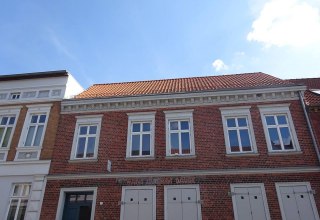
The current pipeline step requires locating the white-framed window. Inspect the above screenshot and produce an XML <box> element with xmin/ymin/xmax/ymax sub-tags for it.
<box><xmin>56</xmin><ymin>187</ymin><xmax>97</xmax><ymax>220</ymax></box>
<box><xmin>126</xmin><ymin>112</ymin><xmax>155</xmax><ymax>158</ymax></box>
<box><xmin>275</xmin><ymin>182</ymin><xmax>320</xmax><ymax>220</ymax></box>
<box><xmin>10</xmin><ymin>93</ymin><xmax>21</xmax><ymax>100</ymax></box>
<box><xmin>259</xmin><ymin>104</ymin><xmax>300</xmax><ymax>152</ymax></box>
<box><xmin>6</xmin><ymin>183</ymin><xmax>31</xmax><ymax>220</ymax></box>
<box><xmin>16</xmin><ymin>104</ymin><xmax>51</xmax><ymax>160</ymax></box>
<box><xmin>164</xmin><ymin>110</ymin><xmax>195</xmax><ymax>156</ymax></box>
<box><xmin>230</xmin><ymin>183</ymin><xmax>271</xmax><ymax>220</ymax></box>
<box><xmin>70</xmin><ymin>115</ymin><xmax>102</xmax><ymax>160</ymax></box>
<box><xmin>0</xmin><ymin>107</ymin><xmax>21</xmax><ymax>161</ymax></box>
<box><xmin>18</xmin><ymin>105</ymin><xmax>51</xmax><ymax>148</ymax></box>
<box><xmin>220</xmin><ymin>107</ymin><xmax>257</xmax><ymax>154</ymax></box>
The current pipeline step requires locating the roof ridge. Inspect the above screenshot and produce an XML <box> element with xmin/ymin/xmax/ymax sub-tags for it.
<box><xmin>91</xmin><ymin>72</ymin><xmax>267</xmax><ymax>86</ymax></box>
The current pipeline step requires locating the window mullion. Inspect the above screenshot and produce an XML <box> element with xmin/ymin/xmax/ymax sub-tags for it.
<box><xmin>14</xmin><ymin>198</ymin><xmax>22</xmax><ymax>220</ymax></box>
<box><xmin>178</xmin><ymin>129</ymin><xmax>182</xmax><ymax>154</ymax></box>
<box><xmin>237</xmin><ymin>128</ymin><xmax>242</xmax><ymax>152</ymax></box>
<box><xmin>277</xmin><ymin>126</ymin><xmax>285</xmax><ymax>150</ymax></box>
<box><xmin>31</xmin><ymin>124</ymin><xmax>38</xmax><ymax>147</ymax></box>
<box><xmin>84</xmin><ymin>135</ymin><xmax>89</xmax><ymax>158</ymax></box>
<box><xmin>139</xmin><ymin>130</ymin><xmax>143</xmax><ymax>156</ymax></box>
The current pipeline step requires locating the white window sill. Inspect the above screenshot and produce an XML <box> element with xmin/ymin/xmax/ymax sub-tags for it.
<box><xmin>226</xmin><ymin>153</ymin><xmax>259</xmax><ymax>157</ymax></box>
<box><xmin>268</xmin><ymin>151</ymin><xmax>302</xmax><ymax>156</ymax></box>
<box><xmin>68</xmin><ymin>159</ymin><xmax>98</xmax><ymax>163</ymax></box>
<box><xmin>165</xmin><ymin>155</ymin><xmax>196</xmax><ymax>159</ymax></box>
<box><xmin>0</xmin><ymin>148</ymin><xmax>9</xmax><ymax>151</ymax></box>
<box><xmin>125</xmin><ymin>156</ymin><xmax>155</xmax><ymax>161</ymax></box>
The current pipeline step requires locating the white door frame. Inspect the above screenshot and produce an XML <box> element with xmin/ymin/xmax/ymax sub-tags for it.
<box><xmin>120</xmin><ymin>185</ymin><xmax>156</xmax><ymax>220</ymax></box>
<box><xmin>275</xmin><ymin>182</ymin><xmax>320</xmax><ymax>220</ymax></box>
<box><xmin>164</xmin><ymin>184</ymin><xmax>202</xmax><ymax>220</ymax></box>
<box><xmin>230</xmin><ymin>183</ymin><xmax>271</xmax><ymax>220</ymax></box>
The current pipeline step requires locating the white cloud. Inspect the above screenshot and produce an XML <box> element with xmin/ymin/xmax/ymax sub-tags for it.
<box><xmin>247</xmin><ymin>0</ymin><xmax>320</xmax><ymax>47</ymax></box>
<box><xmin>212</xmin><ymin>59</ymin><xmax>229</xmax><ymax>72</ymax></box>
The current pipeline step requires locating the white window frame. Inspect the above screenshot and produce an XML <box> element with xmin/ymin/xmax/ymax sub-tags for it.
<box><xmin>0</xmin><ymin>107</ymin><xmax>21</xmax><ymax>161</ymax></box>
<box><xmin>120</xmin><ymin>185</ymin><xmax>156</xmax><ymax>220</ymax></box>
<box><xmin>55</xmin><ymin>187</ymin><xmax>97</xmax><ymax>220</ymax></box>
<box><xmin>259</xmin><ymin>104</ymin><xmax>300</xmax><ymax>152</ymax></box>
<box><xmin>16</xmin><ymin>104</ymin><xmax>51</xmax><ymax>160</ymax></box>
<box><xmin>220</xmin><ymin>106</ymin><xmax>257</xmax><ymax>154</ymax></box>
<box><xmin>275</xmin><ymin>182</ymin><xmax>320</xmax><ymax>220</ymax></box>
<box><xmin>10</xmin><ymin>92</ymin><xmax>21</xmax><ymax>100</ymax></box>
<box><xmin>164</xmin><ymin>184</ymin><xmax>202</xmax><ymax>220</ymax></box>
<box><xmin>164</xmin><ymin>109</ymin><xmax>195</xmax><ymax>157</ymax></box>
<box><xmin>230</xmin><ymin>183</ymin><xmax>271</xmax><ymax>220</ymax></box>
<box><xmin>70</xmin><ymin>115</ymin><xmax>102</xmax><ymax>160</ymax></box>
<box><xmin>126</xmin><ymin>112</ymin><xmax>155</xmax><ymax>158</ymax></box>
<box><xmin>5</xmin><ymin>183</ymin><xmax>32</xmax><ymax>220</ymax></box>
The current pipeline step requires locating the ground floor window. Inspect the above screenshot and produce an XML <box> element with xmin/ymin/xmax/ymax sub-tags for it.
<box><xmin>56</xmin><ymin>188</ymin><xmax>97</xmax><ymax>220</ymax></box>
<box><xmin>276</xmin><ymin>182</ymin><xmax>319</xmax><ymax>220</ymax></box>
<box><xmin>6</xmin><ymin>183</ymin><xmax>31</xmax><ymax>220</ymax></box>
<box><xmin>164</xmin><ymin>185</ymin><xmax>202</xmax><ymax>220</ymax></box>
<box><xmin>230</xmin><ymin>183</ymin><xmax>270</xmax><ymax>220</ymax></box>
<box><xmin>120</xmin><ymin>186</ymin><xmax>156</xmax><ymax>220</ymax></box>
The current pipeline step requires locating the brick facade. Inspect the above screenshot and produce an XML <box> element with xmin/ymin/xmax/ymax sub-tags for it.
<box><xmin>42</xmin><ymin>97</ymin><xmax>320</xmax><ymax>219</ymax></box>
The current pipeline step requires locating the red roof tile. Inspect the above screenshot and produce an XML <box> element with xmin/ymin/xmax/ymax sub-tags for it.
<box><xmin>75</xmin><ymin>72</ymin><xmax>295</xmax><ymax>99</ymax></box>
<box><xmin>304</xmin><ymin>90</ymin><xmax>320</xmax><ymax>106</ymax></box>
<box><xmin>288</xmin><ymin>78</ymin><xmax>320</xmax><ymax>89</ymax></box>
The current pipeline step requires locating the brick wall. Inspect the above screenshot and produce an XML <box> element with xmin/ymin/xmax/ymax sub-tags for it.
<box><xmin>309</xmin><ymin>110</ymin><xmax>320</xmax><ymax>150</ymax></box>
<box><xmin>49</xmin><ymin>100</ymin><xmax>319</xmax><ymax>175</ymax></box>
<box><xmin>41</xmin><ymin>172</ymin><xmax>320</xmax><ymax>220</ymax></box>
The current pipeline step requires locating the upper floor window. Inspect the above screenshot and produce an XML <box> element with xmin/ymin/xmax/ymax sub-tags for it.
<box><xmin>0</xmin><ymin>115</ymin><xmax>16</xmax><ymax>148</ymax></box>
<box><xmin>165</xmin><ymin>110</ymin><xmax>195</xmax><ymax>156</ymax></box>
<box><xmin>220</xmin><ymin>107</ymin><xmax>257</xmax><ymax>154</ymax></box>
<box><xmin>18</xmin><ymin>104</ymin><xmax>51</xmax><ymax>149</ymax></box>
<box><xmin>71</xmin><ymin>115</ymin><xmax>102</xmax><ymax>160</ymax></box>
<box><xmin>126</xmin><ymin>112</ymin><xmax>155</xmax><ymax>158</ymax></box>
<box><xmin>10</xmin><ymin>93</ymin><xmax>21</xmax><ymax>100</ymax></box>
<box><xmin>259</xmin><ymin>104</ymin><xmax>300</xmax><ymax>152</ymax></box>
<box><xmin>6</xmin><ymin>183</ymin><xmax>31</xmax><ymax>220</ymax></box>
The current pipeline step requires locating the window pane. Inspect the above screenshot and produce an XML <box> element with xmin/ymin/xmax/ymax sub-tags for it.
<box><xmin>131</xmin><ymin>135</ymin><xmax>140</xmax><ymax>156</ymax></box>
<box><xmin>16</xmin><ymin>199</ymin><xmax>28</xmax><ymax>220</ymax></box>
<box><xmin>86</xmin><ymin>194</ymin><xmax>93</xmax><ymax>201</ymax></box>
<box><xmin>22</xmin><ymin>185</ymin><xmax>30</xmax><ymax>196</ymax></box>
<box><xmin>86</xmin><ymin>137</ymin><xmax>96</xmax><ymax>157</ymax></box>
<box><xmin>9</xmin><ymin>117</ymin><xmax>15</xmax><ymax>125</ymax></box>
<box><xmin>228</xmin><ymin>130</ymin><xmax>239</xmax><ymax>152</ymax></box>
<box><xmin>76</xmin><ymin>137</ymin><xmax>86</xmax><ymax>158</ymax></box>
<box><xmin>142</xmin><ymin>134</ymin><xmax>151</xmax><ymax>155</ymax></box>
<box><xmin>142</xmin><ymin>123</ymin><xmax>150</xmax><ymax>132</ymax></box>
<box><xmin>1</xmin><ymin>117</ymin><xmax>8</xmax><ymax>125</ymax></box>
<box><xmin>180</xmin><ymin>121</ymin><xmax>189</xmax><ymax>130</ymax></box>
<box><xmin>227</xmin><ymin>118</ymin><xmax>236</xmax><ymax>127</ymax></box>
<box><xmin>0</xmin><ymin>128</ymin><xmax>4</xmax><ymax>146</ymax></box>
<box><xmin>280</xmin><ymin>127</ymin><xmax>294</xmax><ymax>149</ymax></box>
<box><xmin>268</xmin><ymin>128</ymin><xmax>281</xmax><ymax>150</ymax></box>
<box><xmin>237</xmin><ymin>118</ymin><xmax>247</xmax><ymax>127</ymax></box>
<box><xmin>89</xmin><ymin>126</ymin><xmax>97</xmax><ymax>134</ymax></box>
<box><xmin>277</xmin><ymin>115</ymin><xmax>287</xmax><ymax>125</ymax></box>
<box><xmin>239</xmin><ymin>129</ymin><xmax>252</xmax><ymax>151</ymax></box>
<box><xmin>170</xmin><ymin>121</ymin><xmax>179</xmax><ymax>130</ymax></box>
<box><xmin>7</xmin><ymin>199</ymin><xmax>18</xmax><ymax>220</ymax></box>
<box><xmin>265</xmin><ymin>116</ymin><xmax>275</xmax><ymax>125</ymax></box>
<box><xmin>25</xmin><ymin>126</ymin><xmax>35</xmax><ymax>146</ymax></box>
<box><xmin>181</xmin><ymin>132</ymin><xmax>191</xmax><ymax>154</ymax></box>
<box><xmin>170</xmin><ymin>133</ymin><xmax>179</xmax><ymax>154</ymax></box>
<box><xmin>79</xmin><ymin>126</ymin><xmax>88</xmax><ymax>135</ymax></box>
<box><xmin>69</xmin><ymin>195</ymin><xmax>77</xmax><ymax>202</ymax></box>
<box><xmin>39</xmin><ymin>115</ymin><xmax>46</xmax><ymax>123</ymax></box>
<box><xmin>77</xmin><ymin>194</ymin><xmax>86</xmax><ymax>201</ymax></box>
<box><xmin>2</xmin><ymin>127</ymin><xmax>12</xmax><ymax>147</ymax></box>
<box><xmin>31</xmin><ymin>115</ymin><xmax>38</xmax><ymax>123</ymax></box>
<box><xmin>13</xmin><ymin>185</ymin><xmax>21</xmax><ymax>196</ymax></box>
<box><xmin>33</xmin><ymin>125</ymin><xmax>44</xmax><ymax>146</ymax></box>
<box><xmin>132</xmin><ymin>123</ymin><xmax>140</xmax><ymax>132</ymax></box>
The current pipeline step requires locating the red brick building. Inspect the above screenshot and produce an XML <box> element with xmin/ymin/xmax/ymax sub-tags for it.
<box><xmin>41</xmin><ymin>72</ymin><xmax>320</xmax><ymax>220</ymax></box>
<box><xmin>0</xmin><ymin>71</ymin><xmax>83</xmax><ymax>220</ymax></box>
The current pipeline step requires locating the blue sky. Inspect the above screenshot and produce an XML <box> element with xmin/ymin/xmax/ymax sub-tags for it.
<box><xmin>1</xmin><ymin>0</ymin><xmax>320</xmax><ymax>88</ymax></box>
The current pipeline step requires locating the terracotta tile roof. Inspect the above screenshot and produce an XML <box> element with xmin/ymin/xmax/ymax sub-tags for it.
<box><xmin>287</xmin><ymin>78</ymin><xmax>320</xmax><ymax>89</ymax></box>
<box><xmin>304</xmin><ymin>90</ymin><xmax>320</xmax><ymax>106</ymax></box>
<box><xmin>75</xmin><ymin>72</ymin><xmax>295</xmax><ymax>99</ymax></box>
